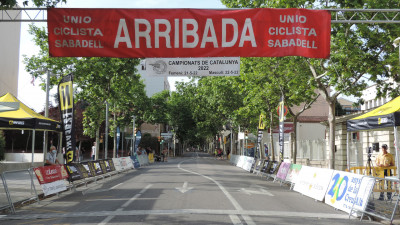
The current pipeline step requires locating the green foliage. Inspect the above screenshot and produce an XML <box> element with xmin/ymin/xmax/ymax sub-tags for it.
<box><xmin>0</xmin><ymin>0</ymin><xmax>66</xmax><ymax>8</ymax></box>
<box><xmin>0</xmin><ymin>131</ymin><xmax>5</xmax><ymax>161</ymax></box>
<box><xmin>167</xmin><ymin>81</ymin><xmax>199</xmax><ymax>145</ymax></box>
<box><xmin>24</xmin><ymin>25</ymin><xmax>149</xmax><ymax>140</ymax></box>
<box><xmin>139</xmin><ymin>133</ymin><xmax>158</xmax><ymax>151</ymax></box>
<box><xmin>144</xmin><ymin>90</ymin><xmax>170</xmax><ymax>125</ymax></box>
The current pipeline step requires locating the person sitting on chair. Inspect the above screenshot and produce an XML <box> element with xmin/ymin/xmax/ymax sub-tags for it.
<box><xmin>376</xmin><ymin>144</ymin><xmax>395</xmax><ymax>200</ymax></box>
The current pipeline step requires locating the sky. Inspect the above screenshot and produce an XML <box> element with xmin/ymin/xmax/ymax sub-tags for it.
<box><xmin>17</xmin><ymin>0</ymin><xmax>226</xmax><ymax>112</ymax></box>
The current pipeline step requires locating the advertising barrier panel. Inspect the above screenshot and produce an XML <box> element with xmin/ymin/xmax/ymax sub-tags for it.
<box><xmin>285</xmin><ymin>164</ymin><xmax>302</xmax><ymax>184</ymax></box>
<box><xmin>112</xmin><ymin>158</ymin><xmax>123</xmax><ymax>171</ymax></box>
<box><xmin>65</xmin><ymin>163</ymin><xmax>84</xmax><ymax>181</ymax></box>
<box><xmin>33</xmin><ymin>165</ymin><xmax>69</xmax><ymax>185</ymax></box>
<box><xmin>293</xmin><ymin>166</ymin><xmax>334</xmax><ymax>201</ymax></box>
<box><xmin>41</xmin><ymin>180</ymin><xmax>67</xmax><ymax>196</ymax></box>
<box><xmin>80</xmin><ymin>161</ymin><xmax>95</xmax><ymax>177</ymax></box>
<box><xmin>108</xmin><ymin>159</ymin><xmax>116</xmax><ymax>171</ymax></box>
<box><xmin>244</xmin><ymin>157</ymin><xmax>255</xmax><ymax>172</ymax></box>
<box><xmin>276</xmin><ymin>162</ymin><xmax>291</xmax><ymax>180</ymax></box>
<box><xmin>93</xmin><ymin>160</ymin><xmax>104</xmax><ymax>175</ymax></box>
<box><xmin>33</xmin><ymin>165</ymin><xmax>69</xmax><ymax>196</ymax></box>
<box><xmin>324</xmin><ymin>171</ymin><xmax>369</xmax><ymax>213</ymax></box>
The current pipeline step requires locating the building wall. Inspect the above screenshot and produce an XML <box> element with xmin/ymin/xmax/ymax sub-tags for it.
<box><xmin>138</xmin><ymin>65</ymin><xmax>170</xmax><ymax>138</ymax></box>
<box><xmin>140</xmin><ymin>71</ymin><xmax>169</xmax><ymax>97</ymax></box>
<box><xmin>360</xmin><ymin>81</ymin><xmax>394</xmax><ymax>110</ymax></box>
<box><xmin>0</xmin><ymin>12</ymin><xmax>21</xmax><ymax>96</ymax></box>
<box><xmin>296</xmin><ymin>122</ymin><xmax>325</xmax><ymax>141</ymax></box>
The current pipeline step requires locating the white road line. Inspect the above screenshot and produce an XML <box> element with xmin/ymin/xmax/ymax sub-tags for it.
<box><xmin>229</xmin><ymin>214</ymin><xmax>243</xmax><ymax>225</ymax></box>
<box><xmin>97</xmin><ymin>184</ymin><xmax>153</xmax><ymax>225</ymax></box>
<box><xmin>98</xmin><ymin>208</ymin><xmax>123</xmax><ymax>225</ymax></box>
<box><xmin>178</xmin><ymin>160</ymin><xmax>255</xmax><ymax>225</ymax></box>
<box><xmin>110</xmin><ymin>183</ymin><xmax>123</xmax><ymax>189</ymax></box>
<box><xmin>1</xmin><ymin>209</ymin><xmax>352</xmax><ymax>220</ymax></box>
<box><xmin>122</xmin><ymin>184</ymin><xmax>153</xmax><ymax>208</ymax></box>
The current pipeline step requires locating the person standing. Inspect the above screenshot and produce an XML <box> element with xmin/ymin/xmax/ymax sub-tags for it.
<box><xmin>376</xmin><ymin>144</ymin><xmax>395</xmax><ymax>200</ymax></box>
<box><xmin>162</xmin><ymin>147</ymin><xmax>168</xmax><ymax>162</ymax></box>
<box><xmin>91</xmin><ymin>142</ymin><xmax>96</xmax><ymax>160</ymax></box>
<box><xmin>45</xmin><ymin>146</ymin><xmax>60</xmax><ymax>166</ymax></box>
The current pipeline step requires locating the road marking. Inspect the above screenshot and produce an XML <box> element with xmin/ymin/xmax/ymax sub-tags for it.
<box><xmin>1</xmin><ymin>209</ymin><xmax>352</xmax><ymax>220</ymax></box>
<box><xmin>110</xmin><ymin>183</ymin><xmax>123</xmax><ymax>189</ymax></box>
<box><xmin>229</xmin><ymin>215</ymin><xmax>243</xmax><ymax>225</ymax></box>
<box><xmin>178</xmin><ymin>160</ymin><xmax>255</xmax><ymax>225</ymax></box>
<box><xmin>175</xmin><ymin>181</ymin><xmax>194</xmax><ymax>193</ymax></box>
<box><xmin>239</xmin><ymin>188</ymin><xmax>274</xmax><ymax>196</ymax></box>
<box><xmin>17</xmin><ymin>218</ymin><xmax>57</xmax><ymax>225</ymax></box>
<box><xmin>98</xmin><ymin>184</ymin><xmax>153</xmax><ymax>225</ymax></box>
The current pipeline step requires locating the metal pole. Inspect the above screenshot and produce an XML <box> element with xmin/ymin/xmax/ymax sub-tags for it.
<box><xmin>173</xmin><ymin>133</ymin><xmax>176</xmax><ymax>157</ymax></box>
<box><xmin>105</xmin><ymin>101</ymin><xmax>109</xmax><ymax>159</ymax></box>
<box><xmin>43</xmin><ymin>71</ymin><xmax>50</xmax><ymax>164</ymax></box>
<box><xmin>347</xmin><ymin>132</ymin><xmax>350</xmax><ymax>171</ymax></box>
<box><xmin>132</xmin><ymin>115</ymin><xmax>136</xmax><ymax>155</ymax></box>
<box><xmin>59</xmin><ymin>132</ymin><xmax>63</xmax><ymax>163</ymax></box>
<box><xmin>31</xmin><ymin>130</ymin><xmax>35</xmax><ymax>167</ymax></box>
<box><xmin>230</xmin><ymin>126</ymin><xmax>233</xmax><ymax>157</ymax></box>
<box><xmin>394</xmin><ymin>127</ymin><xmax>400</xmax><ymax>178</ymax></box>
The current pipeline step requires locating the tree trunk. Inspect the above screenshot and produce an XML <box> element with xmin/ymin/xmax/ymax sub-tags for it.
<box><xmin>292</xmin><ymin>116</ymin><xmax>298</xmax><ymax>164</ymax></box>
<box><xmin>78</xmin><ymin>141</ymin><xmax>82</xmax><ymax>161</ymax></box>
<box><xmin>270</xmin><ymin>111</ymin><xmax>275</xmax><ymax>161</ymax></box>
<box><xmin>328</xmin><ymin>101</ymin><xmax>336</xmax><ymax>169</ymax></box>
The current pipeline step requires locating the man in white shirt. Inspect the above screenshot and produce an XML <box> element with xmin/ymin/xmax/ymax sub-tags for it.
<box><xmin>91</xmin><ymin>142</ymin><xmax>96</xmax><ymax>160</ymax></box>
<box><xmin>45</xmin><ymin>146</ymin><xmax>60</xmax><ymax>166</ymax></box>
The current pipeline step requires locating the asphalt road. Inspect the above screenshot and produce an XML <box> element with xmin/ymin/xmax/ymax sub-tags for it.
<box><xmin>0</xmin><ymin>152</ymin><xmax>379</xmax><ymax>225</ymax></box>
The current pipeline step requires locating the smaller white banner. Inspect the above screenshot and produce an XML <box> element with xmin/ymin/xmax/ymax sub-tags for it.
<box><xmin>293</xmin><ymin>166</ymin><xmax>334</xmax><ymax>201</ymax></box>
<box><xmin>243</xmin><ymin>157</ymin><xmax>255</xmax><ymax>172</ymax></box>
<box><xmin>41</xmin><ymin>180</ymin><xmax>67</xmax><ymax>196</ymax></box>
<box><xmin>112</xmin><ymin>158</ymin><xmax>122</xmax><ymax>171</ymax></box>
<box><xmin>143</xmin><ymin>57</ymin><xmax>240</xmax><ymax>77</ymax></box>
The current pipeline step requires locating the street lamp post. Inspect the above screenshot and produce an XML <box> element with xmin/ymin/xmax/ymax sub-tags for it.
<box><xmin>43</xmin><ymin>70</ymin><xmax>50</xmax><ymax>162</ymax></box>
<box><xmin>104</xmin><ymin>101</ymin><xmax>109</xmax><ymax>159</ymax></box>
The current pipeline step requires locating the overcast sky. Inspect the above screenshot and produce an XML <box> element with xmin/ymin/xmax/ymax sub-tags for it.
<box><xmin>17</xmin><ymin>0</ymin><xmax>226</xmax><ymax>112</ymax></box>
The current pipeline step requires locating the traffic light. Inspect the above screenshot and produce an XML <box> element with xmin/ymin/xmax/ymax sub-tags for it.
<box><xmin>245</xmin><ymin>130</ymin><xmax>248</xmax><ymax>138</ymax></box>
<box><xmin>158</xmin><ymin>136</ymin><xmax>161</xmax><ymax>142</ymax></box>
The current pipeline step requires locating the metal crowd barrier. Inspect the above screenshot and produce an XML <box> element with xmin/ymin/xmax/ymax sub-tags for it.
<box><xmin>350</xmin><ymin>176</ymin><xmax>400</xmax><ymax>223</ymax></box>
<box><xmin>0</xmin><ymin>173</ymin><xmax>14</xmax><ymax>213</ymax></box>
<box><xmin>348</xmin><ymin>166</ymin><xmax>397</xmax><ymax>177</ymax></box>
<box><xmin>0</xmin><ymin>169</ymin><xmax>40</xmax><ymax>214</ymax></box>
<box><xmin>0</xmin><ymin>158</ymin><xmax>135</xmax><ymax>214</ymax></box>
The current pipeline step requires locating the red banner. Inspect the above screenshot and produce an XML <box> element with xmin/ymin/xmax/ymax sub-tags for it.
<box><xmin>48</xmin><ymin>8</ymin><xmax>331</xmax><ymax>59</ymax></box>
<box><xmin>33</xmin><ymin>165</ymin><xmax>69</xmax><ymax>185</ymax></box>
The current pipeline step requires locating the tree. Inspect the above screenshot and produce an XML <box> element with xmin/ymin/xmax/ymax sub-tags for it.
<box><xmin>24</xmin><ymin>24</ymin><xmax>148</xmax><ymax>159</ymax></box>
<box><xmin>237</xmin><ymin>56</ymin><xmax>319</xmax><ymax>162</ymax></box>
<box><xmin>0</xmin><ymin>0</ymin><xmax>66</xmax><ymax>8</ymax></box>
<box><xmin>167</xmin><ymin>81</ymin><xmax>198</xmax><ymax>146</ymax></box>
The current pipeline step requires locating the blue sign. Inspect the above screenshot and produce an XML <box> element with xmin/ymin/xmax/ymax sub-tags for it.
<box><xmin>134</xmin><ymin>130</ymin><xmax>142</xmax><ymax>152</ymax></box>
<box><xmin>132</xmin><ymin>130</ymin><xmax>141</xmax><ymax>168</ymax></box>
